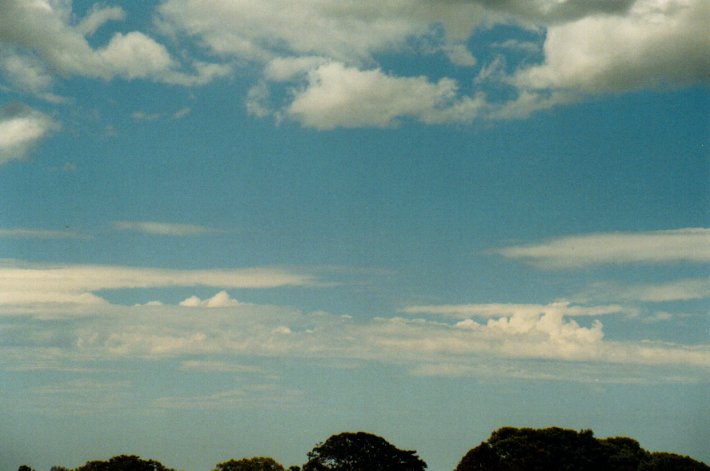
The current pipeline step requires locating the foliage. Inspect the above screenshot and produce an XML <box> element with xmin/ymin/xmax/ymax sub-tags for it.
<box><xmin>71</xmin><ymin>455</ymin><xmax>176</xmax><ymax>471</ymax></box>
<box><xmin>639</xmin><ymin>452</ymin><xmax>710</xmax><ymax>470</ymax></box>
<box><xmin>18</xmin><ymin>466</ymin><xmax>36</xmax><ymax>471</ymax></box>
<box><xmin>455</xmin><ymin>427</ymin><xmax>710</xmax><ymax>471</ymax></box>
<box><xmin>214</xmin><ymin>457</ymin><xmax>286</xmax><ymax>471</ymax></box>
<box><xmin>302</xmin><ymin>431</ymin><xmax>427</xmax><ymax>471</ymax></box>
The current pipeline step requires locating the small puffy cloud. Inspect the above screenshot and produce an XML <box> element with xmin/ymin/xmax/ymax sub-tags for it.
<box><xmin>173</xmin><ymin>107</ymin><xmax>191</xmax><ymax>119</ymax></box>
<box><xmin>179</xmin><ymin>291</ymin><xmax>241</xmax><ymax>308</ymax></box>
<box><xmin>76</xmin><ymin>5</ymin><xmax>126</xmax><ymax>36</ymax></box>
<box><xmin>496</xmin><ymin>228</ymin><xmax>710</xmax><ymax>269</ymax></box>
<box><xmin>0</xmin><ymin>103</ymin><xmax>58</xmax><ymax>164</ymax></box>
<box><xmin>443</xmin><ymin>43</ymin><xmax>477</xmax><ymax>67</ymax></box>
<box><xmin>112</xmin><ymin>221</ymin><xmax>217</xmax><ymax>236</ymax></box>
<box><xmin>130</xmin><ymin>111</ymin><xmax>163</xmax><ymax>122</ymax></box>
<box><xmin>97</xmin><ymin>32</ymin><xmax>176</xmax><ymax>80</ymax></box>
<box><xmin>0</xmin><ymin>52</ymin><xmax>61</xmax><ymax>100</ymax></box>
<box><xmin>285</xmin><ymin>62</ymin><xmax>485</xmax><ymax>128</ymax></box>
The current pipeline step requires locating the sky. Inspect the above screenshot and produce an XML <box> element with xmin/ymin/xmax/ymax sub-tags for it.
<box><xmin>0</xmin><ymin>1</ymin><xmax>708</xmax><ymax>470</ymax></box>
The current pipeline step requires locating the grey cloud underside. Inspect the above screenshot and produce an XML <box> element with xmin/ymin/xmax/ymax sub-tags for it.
<box><xmin>1</xmin><ymin>0</ymin><xmax>708</xmax><ymax>130</ymax></box>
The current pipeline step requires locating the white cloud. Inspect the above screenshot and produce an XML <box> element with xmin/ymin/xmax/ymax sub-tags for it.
<box><xmin>76</xmin><ymin>5</ymin><xmax>126</xmax><ymax>36</ymax></box>
<box><xmin>23</xmin><ymin>378</ymin><xmax>133</xmax><ymax>415</ymax></box>
<box><xmin>514</xmin><ymin>0</ymin><xmax>710</xmax><ymax>93</ymax></box>
<box><xmin>179</xmin><ymin>360</ymin><xmax>262</xmax><ymax>373</ymax></box>
<box><xmin>496</xmin><ymin>228</ymin><xmax>710</xmax><ymax>268</ymax></box>
<box><xmin>179</xmin><ymin>290</ymin><xmax>241</xmax><ymax>308</ymax></box>
<box><xmin>157</xmin><ymin>0</ymin><xmax>486</xmax><ymax>63</ymax></box>
<box><xmin>0</xmin><ymin>227</ymin><xmax>87</xmax><ymax>239</ymax></box>
<box><xmin>112</xmin><ymin>221</ymin><xmax>219</xmax><ymax>236</ymax></box>
<box><xmin>3</xmin><ymin>295</ymin><xmax>708</xmax><ymax>382</ymax></box>
<box><xmin>0</xmin><ymin>261</ymin><xmax>323</xmax><ymax>310</ymax></box>
<box><xmin>2</xmin><ymin>0</ymin><xmax>705</xmax><ymax>127</ymax></box>
<box><xmin>587</xmin><ymin>278</ymin><xmax>710</xmax><ymax>303</ymax></box>
<box><xmin>0</xmin><ymin>52</ymin><xmax>62</xmax><ymax>101</ymax></box>
<box><xmin>401</xmin><ymin>301</ymin><xmax>625</xmax><ymax>318</ymax></box>
<box><xmin>0</xmin><ymin>0</ymin><xmax>225</xmax><ymax>91</ymax></box>
<box><xmin>286</xmin><ymin>62</ymin><xmax>485</xmax><ymax>128</ymax></box>
<box><xmin>97</xmin><ymin>32</ymin><xmax>175</xmax><ymax>80</ymax></box>
<box><xmin>0</xmin><ymin>103</ymin><xmax>57</xmax><ymax>164</ymax></box>
<box><xmin>173</xmin><ymin>107</ymin><xmax>191</xmax><ymax>119</ymax></box>
<box><xmin>443</xmin><ymin>44</ymin><xmax>477</xmax><ymax>67</ymax></box>
<box><xmin>154</xmin><ymin>384</ymin><xmax>303</xmax><ymax>410</ymax></box>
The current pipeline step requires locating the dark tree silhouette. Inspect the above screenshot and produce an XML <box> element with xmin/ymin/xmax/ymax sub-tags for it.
<box><xmin>213</xmin><ymin>457</ymin><xmax>286</xmax><ymax>471</ymax></box>
<box><xmin>72</xmin><ymin>455</ymin><xmax>175</xmax><ymax>471</ymax></box>
<box><xmin>455</xmin><ymin>427</ymin><xmax>710</xmax><ymax>471</ymax></box>
<box><xmin>640</xmin><ymin>452</ymin><xmax>710</xmax><ymax>470</ymax></box>
<box><xmin>302</xmin><ymin>431</ymin><xmax>426</xmax><ymax>471</ymax></box>
<box><xmin>18</xmin><ymin>466</ymin><xmax>35</xmax><ymax>471</ymax></box>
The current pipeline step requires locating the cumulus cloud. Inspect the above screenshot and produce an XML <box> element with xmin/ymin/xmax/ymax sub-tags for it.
<box><xmin>514</xmin><ymin>0</ymin><xmax>710</xmax><ymax>93</ymax></box>
<box><xmin>496</xmin><ymin>228</ymin><xmax>710</xmax><ymax>269</ymax></box>
<box><xmin>155</xmin><ymin>0</ymin><xmax>708</xmax><ymax>127</ymax></box>
<box><xmin>0</xmin><ymin>103</ymin><xmax>57</xmax><ymax>164</ymax></box>
<box><xmin>112</xmin><ymin>220</ymin><xmax>217</xmax><ymax>236</ymax></box>
<box><xmin>3</xmin><ymin>0</ymin><xmax>704</xmax><ymax>128</ymax></box>
<box><xmin>285</xmin><ymin>62</ymin><xmax>485</xmax><ymax>128</ymax></box>
<box><xmin>0</xmin><ymin>0</ymin><xmax>225</xmax><ymax>92</ymax></box>
<box><xmin>179</xmin><ymin>290</ymin><xmax>241</xmax><ymax>308</ymax></box>
<box><xmin>3</xmin><ymin>293</ymin><xmax>708</xmax><ymax>382</ymax></box>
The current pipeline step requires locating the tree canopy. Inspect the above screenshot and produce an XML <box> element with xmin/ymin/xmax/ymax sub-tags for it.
<box><xmin>455</xmin><ymin>427</ymin><xmax>710</xmax><ymax>471</ymax></box>
<box><xmin>71</xmin><ymin>455</ymin><xmax>176</xmax><ymax>471</ymax></box>
<box><xmin>302</xmin><ymin>431</ymin><xmax>427</xmax><ymax>471</ymax></box>
<box><xmin>213</xmin><ymin>457</ymin><xmax>286</xmax><ymax>471</ymax></box>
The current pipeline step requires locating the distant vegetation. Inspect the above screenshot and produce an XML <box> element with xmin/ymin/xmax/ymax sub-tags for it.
<box><xmin>18</xmin><ymin>427</ymin><xmax>709</xmax><ymax>471</ymax></box>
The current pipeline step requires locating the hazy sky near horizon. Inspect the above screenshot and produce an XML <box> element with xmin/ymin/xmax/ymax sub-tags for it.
<box><xmin>1</xmin><ymin>1</ymin><xmax>709</xmax><ymax>470</ymax></box>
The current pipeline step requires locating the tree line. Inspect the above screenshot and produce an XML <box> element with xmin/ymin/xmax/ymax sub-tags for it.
<box><xmin>18</xmin><ymin>427</ymin><xmax>710</xmax><ymax>471</ymax></box>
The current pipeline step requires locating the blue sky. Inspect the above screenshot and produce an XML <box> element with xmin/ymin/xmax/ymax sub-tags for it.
<box><xmin>1</xmin><ymin>1</ymin><xmax>708</xmax><ymax>470</ymax></box>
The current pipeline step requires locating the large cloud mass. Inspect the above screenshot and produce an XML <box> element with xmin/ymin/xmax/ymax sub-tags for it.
<box><xmin>0</xmin><ymin>0</ymin><xmax>228</xmax><ymax>91</ymax></box>
<box><xmin>1</xmin><ymin>0</ymin><xmax>707</xmax><ymax>130</ymax></box>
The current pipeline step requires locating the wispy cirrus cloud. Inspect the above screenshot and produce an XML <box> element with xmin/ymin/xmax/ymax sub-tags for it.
<box><xmin>0</xmin><ymin>261</ymin><xmax>324</xmax><ymax>309</ymax></box>
<box><xmin>495</xmin><ymin>228</ymin><xmax>710</xmax><ymax>269</ymax></box>
<box><xmin>0</xmin><ymin>227</ymin><xmax>88</xmax><ymax>239</ymax></box>
<box><xmin>584</xmin><ymin>277</ymin><xmax>710</xmax><ymax>303</ymax></box>
<box><xmin>112</xmin><ymin>220</ymin><xmax>219</xmax><ymax>236</ymax></box>
<box><xmin>400</xmin><ymin>301</ymin><xmax>626</xmax><ymax>318</ymax></box>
